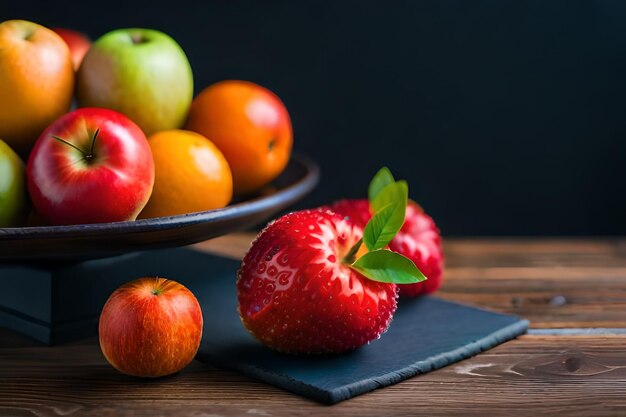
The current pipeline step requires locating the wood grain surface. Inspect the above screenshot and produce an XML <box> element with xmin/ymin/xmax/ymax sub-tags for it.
<box><xmin>2</xmin><ymin>235</ymin><xmax>626</xmax><ymax>416</ymax></box>
<box><xmin>1</xmin><ymin>333</ymin><xmax>625</xmax><ymax>417</ymax></box>
<box><xmin>199</xmin><ymin>235</ymin><xmax>626</xmax><ymax>329</ymax></box>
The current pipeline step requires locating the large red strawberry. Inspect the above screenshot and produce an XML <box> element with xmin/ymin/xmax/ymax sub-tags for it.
<box><xmin>238</xmin><ymin>169</ymin><xmax>425</xmax><ymax>354</ymax></box>
<box><xmin>327</xmin><ymin>199</ymin><xmax>444</xmax><ymax>297</ymax></box>
<box><xmin>237</xmin><ymin>209</ymin><xmax>399</xmax><ymax>354</ymax></box>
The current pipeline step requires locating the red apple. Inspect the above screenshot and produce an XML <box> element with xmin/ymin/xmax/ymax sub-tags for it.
<box><xmin>53</xmin><ymin>27</ymin><xmax>91</xmax><ymax>70</ymax></box>
<box><xmin>99</xmin><ymin>277</ymin><xmax>203</xmax><ymax>378</ymax></box>
<box><xmin>27</xmin><ymin>108</ymin><xmax>154</xmax><ymax>225</ymax></box>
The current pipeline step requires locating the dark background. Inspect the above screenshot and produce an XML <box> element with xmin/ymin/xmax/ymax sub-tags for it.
<box><xmin>3</xmin><ymin>0</ymin><xmax>625</xmax><ymax>236</ymax></box>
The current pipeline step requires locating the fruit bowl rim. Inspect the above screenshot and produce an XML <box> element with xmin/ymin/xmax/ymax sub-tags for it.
<box><xmin>0</xmin><ymin>153</ymin><xmax>319</xmax><ymax>240</ymax></box>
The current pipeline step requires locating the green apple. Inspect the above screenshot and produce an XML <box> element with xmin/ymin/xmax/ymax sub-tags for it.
<box><xmin>0</xmin><ymin>139</ymin><xmax>26</xmax><ymax>227</ymax></box>
<box><xmin>77</xmin><ymin>28</ymin><xmax>193</xmax><ymax>135</ymax></box>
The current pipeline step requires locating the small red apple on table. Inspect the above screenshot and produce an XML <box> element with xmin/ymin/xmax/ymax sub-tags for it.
<box><xmin>52</xmin><ymin>27</ymin><xmax>91</xmax><ymax>70</ymax></box>
<box><xmin>27</xmin><ymin>108</ymin><xmax>155</xmax><ymax>225</ymax></box>
<box><xmin>99</xmin><ymin>277</ymin><xmax>203</xmax><ymax>377</ymax></box>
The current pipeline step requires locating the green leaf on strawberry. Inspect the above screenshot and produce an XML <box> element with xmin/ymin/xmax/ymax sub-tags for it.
<box><xmin>363</xmin><ymin>179</ymin><xmax>408</xmax><ymax>251</ymax></box>
<box><xmin>363</xmin><ymin>202</ymin><xmax>404</xmax><ymax>251</ymax></box>
<box><xmin>368</xmin><ymin>166</ymin><xmax>395</xmax><ymax>202</ymax></box>
<box><xmin>371</xmin><ymin>180</ymin><xmax>408</xmax><ymax>213</ymax></box>
<box><xmin>351</xmin><ymin>250</ymin><xmax>426</xmax><ymax>284</ymax></box>
<box><xmin>342</xmin><ymin>167</ymin><xmax>426</xmax><ymax>284</ymax></box>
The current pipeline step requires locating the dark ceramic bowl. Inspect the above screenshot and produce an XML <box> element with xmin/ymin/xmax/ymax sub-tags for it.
<box><xmin>0</xmin><ymin>154</ymin><xmax>319</xmax><ymax>263</ymax></box>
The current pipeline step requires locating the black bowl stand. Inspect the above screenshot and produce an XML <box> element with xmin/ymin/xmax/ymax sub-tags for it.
<box><xmin>0</xmin><ymin>247</ymin><xmax>239</xmax><ymax>345</ymax></box>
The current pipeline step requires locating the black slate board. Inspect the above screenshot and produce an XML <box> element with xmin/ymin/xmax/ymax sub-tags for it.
<box><xmin>187</xmin><ymin>250</ymin><xmax>529</xmax><ymax>404</ymax></box>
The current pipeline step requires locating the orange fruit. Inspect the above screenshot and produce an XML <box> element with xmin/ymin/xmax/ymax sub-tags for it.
<box><xmin>0</xmin><ymin>20</ymin><xmax>74</xmax><ymax>152</ymax></box>
<box><xmin>139</xmin><ymin>130</ymin><xmax>232</xmax><ymax>218</ymax></box>
<box><xmin>185</xmin><ymin>80</ymin><xmax>292</xmax><ymax>195</ymax></box>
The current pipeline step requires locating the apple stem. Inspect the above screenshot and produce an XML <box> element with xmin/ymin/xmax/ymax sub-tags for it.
<box><xmin>342</xmin><ymin>238</ymin><xmax>363</xmax><ymax>265</ymax></box>
<box><xmin>51</xmin><ymin>135</ymin><xmax>88</xmax><ymax>156</ymax></box>
<box><xmin>131</xmin><ymin>33</ymin><xmax>145</xmax><ymax>44</ymax></box>
<box><xmin>86</xmin><ymin>128</ymin><xmax>100</xmax><ymax>160</ymax></box>
<box><xmin>151</xmin><ymin>277</ymin><xmax>168</xmax><ymax>296</ymax></box>
<box><xmin>51</xmin><ymin>128</ymin><xmax>100</xmax><ymax>162</ymax></box>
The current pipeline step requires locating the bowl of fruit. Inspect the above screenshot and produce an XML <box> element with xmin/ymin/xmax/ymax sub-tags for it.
<box><xmin>0</xmin><ymin>20</ymin><xmax>318</xmax><ymax>262</ymax></box>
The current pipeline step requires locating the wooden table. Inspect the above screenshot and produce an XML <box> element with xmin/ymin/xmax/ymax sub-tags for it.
<box><xmin>2</xmin><ymin>235</ymin><xmax>626</xmax><ymax>416</ymax></box>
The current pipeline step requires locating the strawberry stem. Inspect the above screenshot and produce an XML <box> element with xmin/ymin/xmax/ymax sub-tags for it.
<box><xmin>342</xmin><ymin>238</ymin><xmax>363</xmax><ymax>264</ymax></box>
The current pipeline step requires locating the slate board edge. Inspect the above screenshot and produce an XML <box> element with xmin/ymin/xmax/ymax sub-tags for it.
<box><xmin>197</xmin><ymin>318</ymin><xmax>530</xmax><ymax>405</ymax></box>
<box><xmin>325</xmin><ymin>318</ymin><xmax>530</xmax><ymax>404</ymax></box>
